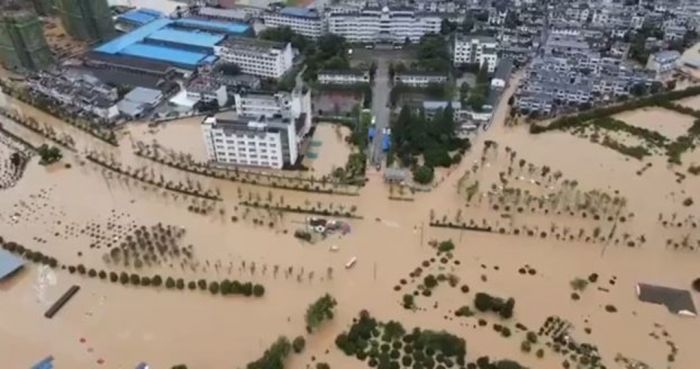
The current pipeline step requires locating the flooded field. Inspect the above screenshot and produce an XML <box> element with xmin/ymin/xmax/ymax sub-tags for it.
<box><xmin>303</xmin><ymin>123</ymin><xmax>352</xmax><ymax>177</ymax></box>
<box><xmin>1</xmin><ymin>76</ymin><xmax>700</xmax><ymax>369</ymax></box>
<box><xmin>126</xmin><ymin>117</ymin><xmax>209</xmax><ymax>162</ymax></box>
<box><xmin>678</xmin><ymin>95</ymin><xmax>700</xmax><ymax>110</ymax></box>
<box><xmin>614</xmin><ymin>107</ymin><xmax>695</xmax><ymax>139</ymax></box>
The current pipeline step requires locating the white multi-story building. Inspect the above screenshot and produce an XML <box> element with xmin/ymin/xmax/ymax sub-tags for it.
<box><xmin>234</xmin><ymin>90</ymin><xmax>309</xmax><ymax>121</ymax></box>
<box><xmin>203</xmin><ymin>89</ymin><xmax>312</xmax><ymax>169</ymax></box>
<box><xmin>394</xmin><ymin>72</ymin><xmax>447</xmax><ymax>87</ymax></box>
<box><xmin>453</xmin><ymin>35</ymin><xmax>499</xmax><ymax>72</ymax></box>
<box><xmin>646</xmin><ymin>50</ymin><xmax>680</xmax><ymax>78</ymax></box>
<box><xmin>317</xmin><ymin>69</ymin><xmax>370</xmax><ymax>85</ymax></box>
<box><xmin>214</xmin><ymin>38</ymin><xmax>294</xmax><ymax>79</ymax></box>
<box><xmin>202</xmin><ymin>113</ymin><xmax>297</xmax><ymax>169</ymax></box>
<box><xmin>327</xmin><ymin>6</ymin><xmax>441</xmax><ymax>44</ymax></box>
<box><xmin>186</xmin><ymin>76</ymin><xmax>228</xmax><ymax>107</ymax></box>
<box><xmin>262</xmin><ymin>7</ymin><xmax>323</xmax><ymax>39</ymax></box>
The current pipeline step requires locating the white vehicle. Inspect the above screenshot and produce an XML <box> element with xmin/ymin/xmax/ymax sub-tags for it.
<box><xmin>345</xmin><ymin>256</ymin><xmax>357</xmax><ymax>269</ymax></box>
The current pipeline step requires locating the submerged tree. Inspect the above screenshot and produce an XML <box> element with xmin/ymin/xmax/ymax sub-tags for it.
<box><xmin>305</xmin><ymin>294</ymin><xmax>338</xmax><ymax>332</ymax></box>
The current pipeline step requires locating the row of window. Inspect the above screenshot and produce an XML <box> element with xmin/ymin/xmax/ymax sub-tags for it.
<box><xmin>218</xmin><ymin>156</ymin><xmax>280</xmax><ymax>167</ymax></box>
<box><xmin>214</xmin><ymin>139</ymin><xmax>278</xmax><ymax>148</ymax></box>
<box><xmin>216</xmin><ymin>148</ymin><xmax>278</xmax><ymax>160</ymax></box>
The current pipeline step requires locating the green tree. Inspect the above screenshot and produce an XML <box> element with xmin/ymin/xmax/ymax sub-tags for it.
<box><xmin>292</xmin><ymin>336</ymin><xmax>306</xmax><ymax>353</ymax></box>
<box><xmin>253</xmin><ymin>284</ymin><xmax>265</xmax><ymax>297</ymax></box>
<box><xmin>424</xmin><ymin>274</ymin><xmax>438</xmax><ymax>289</ymax></box>
<box><xmin>305</xmin><ymin>294</ymin><xmax>338</xmax><ymax>332</ymax></box>
<box><xmin>413</xmin><ymin>166</ymin><xmax>435</xmax><ymax>184</ymax></box>
<box><xmin>165</xmin><ymin>277</ymin><xmax>175</xmax><ymax>289</ymax></box>
<box><xmin>152</xmin><ymin>275</ymin><xmax>163</xmax><ymax>287</ymax></box>
<box><xmin>258</xmin><ymin>26</ymin><xmax>311</xmax><ymax>52</ymax></box>
<box><xmin>247</xmin><ymin>336</ymin><xmax>292</xmax><ymax>369</ymax></box>
<box><xmin>209</xmin><ymin>281</ymin><xmax>220</xmax><ymax>294</ymax></box>
<box><xmin>499</xmin><ymin>298</ymin><xmax>515</xmax><ymax>319</ymax></box>
<box><xmin>37</xmin><ymin>144</ymin><xmax>62</xmax><ymax>165</ymax></box>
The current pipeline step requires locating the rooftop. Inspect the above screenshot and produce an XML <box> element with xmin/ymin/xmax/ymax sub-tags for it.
<box><xmin>396</xmin><ymin>71</ymin><xmax>447</xmax><ymax>77</ymax></box>
<box><xmin>279</xmin><ymin>7</ymin><xmax>321</xmax><ymax>19</ymax></box>
<box><xmin>147</xmin><ymin>28</ymin><xmax>225</xmax><ymax>49</ymax></box>
<box><xmin>188</xmin><ymin>76</ymin><xmax>223</xmax><ymax>93</ymax></box>
<box><xmin>173</xmin><ymin>18</ymin><xmax>250</xmax><ymax>35</ymax></box>
<box><xmin>219</xmin><ymin>37</ymin><xmax>287</xmax><ymax>52</ymax></box>
<box><xmin>85</xmin><ymin>51</ymin><xmax>174</xmax><ymax>74</ymax></box>
<box><xmin>652</xmin><ymin>50</ymin><xmax>681</xmax><ymax>63</ymax></box>
<box><xmin>93</xmin><ymin>17</ymin><xmax>248</xmax><ymax>69</ymax></box>
<box><xmin>494</xmin><ymin>58</ymin><xmax>513</xmax><ymax>81</ymax></box>
<box><xmin>423</xmin><ymin>100</ymin><xmax>462</xmax><ymax>110</ymax></box>
<box><xmin>319</xmin><ymin>69</ymin><xmax>368</xmax><ymax>76</ymax></box>
<box><xmin>636</xmin><ymin>283</ymin><xmax>697</xmax><ymax>316</ymax></box>
<box><xmin>95</xmin><ymin>18</ymin><xmax>173</xmax><ymax>55</ymax></box>
<box><xmin>124</xmin><ymin>87</ymin><xmax>163</xmax><ymax>104</ymax></box>
<box><xmin>0</xmin><ymin>248</ymin><xmax>25</xmax><ymax>281</ymax></box>
<box><xmin>456</xmin><ymin>34</ymin><xmax>498</xmax><ymax>44</ymax></box>
<box><xmin>120</xmin><ymin>43</ymin><xmax>210</xmax><ymax>68</ymax></box>
<box><xmin>197</xmin><ymin>7</ymin><xmax>251</xmax><ymax>21</ymax></box>
<box><xmin>117</xmin><ymin>8</ymin><xmax>164</xmax><ymax>26</ymax></box>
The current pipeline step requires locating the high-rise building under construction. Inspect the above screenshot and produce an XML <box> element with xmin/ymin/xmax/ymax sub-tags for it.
<box><xmin>0</xmin><ymin>7</ymin><xmax>53</xmax><ymax>71</ymax></box>
<box><xmin>56</xmin><ymin>0</ymin><xmax>115</xmax><ymax>42</ymax></box>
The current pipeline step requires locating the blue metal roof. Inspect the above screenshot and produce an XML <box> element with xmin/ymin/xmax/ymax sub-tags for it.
<box><xmin>147</xmin><ymin>28</ymin><xmax>225</xmax><ymax>49</ymax></box>
<box><xmin>95</xmin><ymin>18</ymin><xmax>173</xmax><ymax>54</ymax></box>
<box><xmin>202</xmin><ymin>55</ymin><xmax>218</xmax><ymax>64</ymax></box>
<box><xmin>118</xmin><ymin>8</ymin><xmax>164</xmax><ymax>26</ymax></box>
<box><xmin>280</xmin><ymin>7</ymin><xmax>319</xmax><ymax>19</ymax></box>
<box><xmin>0</xmin><ymin>249</ymin><xmax>25</xmax><ymax>281</ymax></box>
<box><xmin>120</xmin><ymin>43</ymin><xmax>208</xmax><ymax>68</ymax></box>
<box><xmin>32</xmin><ymin>356</ymin><xmax>54</xmax><ymax>369</ymax></box>
<box><xmin>173</xmin><ymin>18</ymin><xmax>250</xmax><ymax>35</ymax></box>
<box><xmin>93</xmin><ymin>17</ymin><xmax>236</xmax><ymax>69</ymax></box>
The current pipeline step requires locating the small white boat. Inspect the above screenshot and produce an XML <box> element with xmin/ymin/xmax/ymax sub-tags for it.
<box><xmin>330</xmin><ymin>245</ymin><xmax>339</xmax><ymax>252</ymax></box>
<box><xmin>345</xmin><ymin>256</ymin><xmax>357</xmax><ymax>269</ymax></box>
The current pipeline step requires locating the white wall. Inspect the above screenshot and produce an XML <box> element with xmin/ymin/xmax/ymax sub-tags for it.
<box><xmin>107</xmin><ymin>0</ymin><xmax>187</xmax><ymax>13</ymax></box>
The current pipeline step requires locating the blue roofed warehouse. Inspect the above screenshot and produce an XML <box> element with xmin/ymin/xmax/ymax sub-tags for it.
<box><xmin>93</xmin><ymin>17</ymin><xmax>251</xmax><ymax>70</ymax></box>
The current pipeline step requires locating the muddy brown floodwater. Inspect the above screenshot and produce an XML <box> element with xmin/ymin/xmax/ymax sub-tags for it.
<box><xmin>1</xmin><ymin>72</ymin><xmax>699</xmax><ymax>369</ymax></box>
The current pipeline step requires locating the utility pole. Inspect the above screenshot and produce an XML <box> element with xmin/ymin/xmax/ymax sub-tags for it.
<box><xmin>420</xmin><ymin>222</ymin><xmax>424</xmax><ymax>246</ymax></box>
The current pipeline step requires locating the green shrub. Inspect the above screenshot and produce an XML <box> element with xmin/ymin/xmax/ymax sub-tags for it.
<box><xmin>305</xmin><ymin>294</ymin><xmax>337</xmax><ymax>332</ymax></box>
<box><xmin>292</xmin><ymin>336</ymin><xmax>306</xmax><ymax>353</ymax></box>
<box><xmin>437</xmin><ymin>240</ymin><xmax>454</xmax><ymax>252</ymax></box>
<box><xmin>209</xmin><ymin>281</ymin><xmax>220</xmax><ymax>294</ymax></box>
<box><xmin>413</xmin><ymin>166</ymin><xmax>435</xmax><ymax>184</ymax></box>
<box><xmin>253</xmin><ymin>284</ymin><xmax>265</xmax><ymax>297</ymax></box>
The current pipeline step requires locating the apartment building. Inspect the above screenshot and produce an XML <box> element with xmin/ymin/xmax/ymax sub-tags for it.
<box><xmin>262</xmin><ymin>7</ymin><xmax>323</xmax><ymax>39</ymax></box>
<box><xmin>317</xmin><ymin>69</ymin><xmax>370</xmax><ymax>85</ymax></box>
<box><xmin>646</xmin><ymin>50</ymin><xmax>680</xmax><ymax>78</ymax></box>
<box><xmin>202</xmin><ymin>88</ymin><xmax>312</xmax><ymax>169</ymax></box>
<box><xmin>517</xmin><ymin>93</ymin><xmax>553</xmax><ymax>115</ymax></box>
<box><xmin>214</xmin><ymin>37</ymin><xmax>294</xmax><ymax>79</ymax></box>
<box><xmin>453</xmin><ymin>35</ymin><xmax>499</xmax><ymax>72</ymax></box>
<box><xmin>234</xmin><ymin>89</ymin><xmax>312</xmax><ymax>136</ymax></box>
<box><xmin>201</xmin><ymin>113</ymin><xmax>299</xmax><ymax>169</ymax></box>
<box><xmin>327</xmin><ymin>6</ymin><xmax>441</xmax><ymax>44</ymax></box>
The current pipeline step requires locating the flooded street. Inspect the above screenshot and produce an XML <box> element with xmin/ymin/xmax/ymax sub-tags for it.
<box><xmin>1</xmin><ymin>77</ymin><xmax>700</xmax><ymax>369</ymax></box>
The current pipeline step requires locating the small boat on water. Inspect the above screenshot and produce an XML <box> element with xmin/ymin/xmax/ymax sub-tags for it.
<box><xmin>345</xmin><ymin>256</ymin><xmax>357</xmax><ymax>269</ymax></box>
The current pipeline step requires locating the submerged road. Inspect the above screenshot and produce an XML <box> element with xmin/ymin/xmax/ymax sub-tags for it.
<box><xmin>369</xmin><ymin>57</ymin><xmax>391</xmax><ymax>167</ymax></box>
